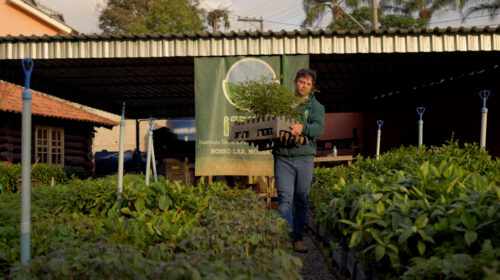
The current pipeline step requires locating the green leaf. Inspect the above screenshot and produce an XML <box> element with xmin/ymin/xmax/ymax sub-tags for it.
<box><xmin>134</xmin><ymin>197</ymin><xmax>145</xmax><ymax>211</ymax></box>
<box><xmin>248</xmin><ymin>233</ymin><xmax>261</xmax><ymax>245</ymax></box>
<box><xmin>434</xmin><ymin>217</ymin><xmax>449</xmax><ymax>232</ymax></box>
<box><xmin>418</xmin><ymin>229</ymin><xmax>435</xmax><ymax>244</ymax></box>
<box><xmin>421</xmin><ymin>161</ymin><xmax>430</xmax><ymax>180</ymax></box>
<box><xmin>364</xmin><ymin>212</ymin><xmax>381</xmax><ymax>219</ymax></box>
<box><xmin>339</xmin><ymin>219</ymin><xmax>358</xmax><ymax>227</ymax></box>
<box><xmin>460</xmin><ymin>211</ymin><xmax>477</xmax><ymax>231</ymax></box>
<box><xmin>372</xmin><ymin>193</ymin><xmax>383</xmax><ymax>201</ymax></box>
<box><xmin>430</xmin><ymin>164</ymin><xmax>440</xmax><ymax>177</ymax></box>
<box><xmin>464</xmin><ymin>231</ymin><xmax>478</xmax><ymax>246</ymax></box>
<box><xmin>146</xmin><ymin>222</ymin><xmax>155</xmax><ymax>235</ymax></box>
<box><xmin>387</xmin><ymin>243</ymin><xmax>399</xmax><ymax>254</ymax></box>
<box><xmin>417</xmin><ymin>241</ymin><xmax>426</xmax><ymax>256</ymax></box>
<box><xmin>191</xmin><ymin>269</ymin><xmax>201</xmax><ymax>280</ymax></box>
<box><xmin>414</xmin><ymin>214</ymin><xmax>429</xmax><ymax>229</ymax></box>
<box><xmin>375</xmin><ymin>245</ymin><xmax>385</xmax><ymax>261</ymax></box>
<box><xmin>349</xmin><ymin>231</ymin><xmax>363</xmax><ymax>248</ymax></box>
<box><xmin>487</xmin><ymin>205</ymin><xmax>496</xmax><ymax>218</ymax></box>
<box><xmin>371</xmin><ymin>230</ymin><xmax>385</xmax><ymax>246</ymax></box>
<box><xmin>158</xmin><ymin>195</ymin><xmax>171</xmax><ymax>210</ymax></box>
<box><xmin>339</xmin><ymin>177</ymin><xmax>346</xmax><ymax>186</ymax></box>
<box><xmin>120</xmin><ymin>207</ymin><xmax>132</xmax><ymax>215</ymax></box>
<box><xmin>398</xmin><ymin>228</ymin><xmax>412</xmax><ymax>244</ymax></box>
<box><xmin>376</xmin><ymin>201</ymin><xmax>385</xmax><ymax>216</ymax></box>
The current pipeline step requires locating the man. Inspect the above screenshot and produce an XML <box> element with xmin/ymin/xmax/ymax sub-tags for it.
<box><xmin>273</xmin><ymin>68</ymin><xmax>325</xmax><ymax>253</ymax></box>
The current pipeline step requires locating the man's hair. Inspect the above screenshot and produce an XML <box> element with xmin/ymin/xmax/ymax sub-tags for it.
<box><xmin>295</xmin><ymin>68</ymin><xmax>317</xmax><ymax>84</ymax></box>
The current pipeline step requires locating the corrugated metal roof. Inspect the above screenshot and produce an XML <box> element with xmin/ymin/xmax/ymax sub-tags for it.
<box><xmin>1</xmin><ymin>27</ymin><xmax>499</xmax><ymax>59</ymax></box>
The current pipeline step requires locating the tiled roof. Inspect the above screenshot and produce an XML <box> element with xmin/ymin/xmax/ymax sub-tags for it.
<box><xmin>0</xmin><ymin>81</ymin><xmax>117</xmax><ymax>127</ymax></box>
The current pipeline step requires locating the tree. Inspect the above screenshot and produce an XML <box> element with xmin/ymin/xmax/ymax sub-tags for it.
<box><xmin>379</xmin><ymin>0</ymin><xmax>456</xmax><ymax>23</ymax></box>
<box><xmin>207</xmin><ymin>8</ymin><xmax>230</xmax><ymax>32</ymax></box>
<box><xmin>464</xmin><ymin>0</ymin><xmax>500</xmax><ymax>19</ymax></box>
<box><xmin>99</xmin><ymin>0</ymin><xmax>205</xmax><ymax>34</ymax></box>
<box><xmin>329</xmin><ymin>6</ymin><xmax>426</xmax><ymax>29</ymax></box>
<box><xmin>301</xmin><ymin>0</ymin><xmax>367</xmax><ymax>28</ymax></box>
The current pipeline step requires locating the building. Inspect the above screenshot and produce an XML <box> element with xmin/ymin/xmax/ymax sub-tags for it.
<box><xmin>0</xmin><ymin>0</ymin><xmax>77</xmax><ymax>36</ymax></box>
<box><xmin>0</xmin><ymin>80</ymin><xmax>116</xmax><ymax>173</ymax></box>
<box><xmin>0</xmin><ymin>27</ymin><xmax>498</xmax><ymax>172</ymax></box>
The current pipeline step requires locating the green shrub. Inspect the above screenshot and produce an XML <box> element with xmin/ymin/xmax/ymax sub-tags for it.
<box><xmin>2</xmin><ymin>175</ymin><xmax>302</xmax><ymax>279</ymax></box>
<box><xmin>0</xmin><ymin>163</ymin><xmax>70</xmax><ymax>194</ymax></box>
<box><xmin>31</xmin><ymin>164</ymin><xmax>66</xmax><ymax>185</ymax></box>
<box><xmin>310</xmin><ymin>142</ymin><xmax>500</xmax><ymax>279</ymax></box>
<box><xmin>63</xmin><ymin>166</ymin><xmax>88</xmax><ymax>180</ymax></box>
<box><xmin>0</xmin><ymin>164</ymin><xmax>20</xmax><ymax>194</ymax></box>
<box><xmin>232</xmin><ymin>77</ymin><xmax>304</xmax><ymax>119</ymax></box>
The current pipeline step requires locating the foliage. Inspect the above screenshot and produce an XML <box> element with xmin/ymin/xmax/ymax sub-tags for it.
<box><xmin>231</xmin><ymin>77</ymin><xmax>304</xmax><ymax>120</ymax></box>
<box><xmin>301</xmin><ymin>0</ymin><xmax>363</xmax><ymax>28</ymax></box>
<box><xmin>378</xmin><ymin>13</ymin><xmax>427</xmax><ymax>28</ymax></box>
<box><xmin>63</xmin><ymin>166</ymin><xmax>89</xmax><ymax>180</ymax></box>
<box><xmin>309</xmin><ymin>142</ymin><xmax>500</xmax><ymax>278</ymax></box>
<box><xmin>99</xmin><ymin>0</ymin><xmax>204</xmax><ymax>34</ymax></box>
<box><xmin>302</xmin><ymin>0</ymin><xmax>426</xmax><ymax>29</ymax></box>
<box><xmin>465</xmin><ymin>0</ymin><xmax>500</xmax><ymax>19</ymax></box>
<box><xmin>207</xmin><ymin>8</ymin><xmax>230</xmax><ymax>32</ymax></box>
<box><xmin>327</xmin><ymin>6</ymin><xmax>426</xmax><ymax>29</ymax></box>
<box><xmin>1</xmin><ymin>175</ymin><xmax>302</xmax><ymax>279</ymax></box>
<box><xmin>379</xmin><ymin>0</ymin><xmax>455</xmax><ymax>22</ymax></box>
<box><xmin>0</xmin><ymin>163</ymin><xmax>66</xmax><ymax>194</ymax></box>
<box><xmin>0</xmin><ymin>164</ymin><xmax>20</xmax><ymax>194</ymax></box>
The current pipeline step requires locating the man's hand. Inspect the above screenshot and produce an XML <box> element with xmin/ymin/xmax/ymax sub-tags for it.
<box><xmin>290</xmin><ymin>124</ymin><xmax>303</xmax><ymax>136</ymax></box>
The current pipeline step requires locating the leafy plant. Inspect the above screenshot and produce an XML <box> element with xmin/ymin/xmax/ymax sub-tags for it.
<box><xmin>1</xmin><ymin>175</ymin><xmax>303</xmax><ymax>279</ymax></box>
<box><xmin>309</xmin><ymin>142</ymin><xmax>500</xmax><ymax>278</ymax></box>
<box><xmin>0</xmin><ymin>163</ymin><xmax>67</xmax><ymax>194</ymax></box>
<box><xmin>231</xmin><ymin>77</ymin><xmax>304</xmax><ymax>120</ymax></box>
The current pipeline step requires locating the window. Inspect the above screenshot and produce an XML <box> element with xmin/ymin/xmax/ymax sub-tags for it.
<box><xmin>35</xmin><ymin>126</ymin><xmax>64</xmax><ymax>167</ymax></box>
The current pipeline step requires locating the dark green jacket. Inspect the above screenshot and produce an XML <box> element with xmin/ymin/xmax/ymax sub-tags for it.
<box><xmin>273</xmin><ymin>96</ymin><xmax>325</xmax><ymax>159</ymax></box>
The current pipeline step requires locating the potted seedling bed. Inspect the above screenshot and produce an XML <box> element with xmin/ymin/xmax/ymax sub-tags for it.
<box><xmin>229</xmin><ymin>115</ymin><xmax>308</xmax><ymax>150</ymax></box>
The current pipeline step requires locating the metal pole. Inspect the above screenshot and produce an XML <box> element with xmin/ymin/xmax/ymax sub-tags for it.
<box><xmin>375</xmin><ymin>120</ymin><xmax>383</xmax><ymax>160</ymax></box>
<box><xmin>117</xmin><ymin>103</ymin><xmax>125</xmax><ymax>199</ymax></box>
<box><xmin>20</xmin><ymin>58</ymin><xmax>33</xmax><ymax>265</ymax></box>
<box><xmin>136</xmin><ymin>119</ymin><xmax>140</xmax><ymax>152</ymax></box>
<box><xmin>479</xmin><ymin>90</ymin><xmax>490</xmax><ymax>149</ymax></box>
<box><xmin>417</xmin><ymin>107</ymin><xmax>425</xmax><ymax>147</ymax></box>
<box><xmin>151</xmin><ymin>138</ymin><xmax>158</xmax><ymax>183</ymax></box>
<box><xmin>145</xmin><ymin>118</ymin><xmax>154</xmax><ymax>185</ymax></box>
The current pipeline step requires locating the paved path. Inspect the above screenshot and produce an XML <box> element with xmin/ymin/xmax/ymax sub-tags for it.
<box><xmin>295</xmin><ymin>232</ymin><xmax>337</xmax><ymax>280</ymax></box>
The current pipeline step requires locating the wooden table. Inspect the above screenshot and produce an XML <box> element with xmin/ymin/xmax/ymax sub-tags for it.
<box><xmin>314</xmin><ymin>155</ymin><xmax>353</xmax><ymax>166</ymax></box>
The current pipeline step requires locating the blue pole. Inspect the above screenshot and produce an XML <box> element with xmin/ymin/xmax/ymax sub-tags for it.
<box><xmin>20</xmin><ymin>58</ymin><xmax>33</xmax><ymax>265</ymax></box>
<box><xmin>376</xmin><ymin>120</ymin><xmax>383</xmax><ymax>160</ymax></box>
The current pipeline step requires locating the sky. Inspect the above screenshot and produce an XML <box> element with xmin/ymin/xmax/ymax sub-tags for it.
<box><xmin>35</xmin><ymin>0</ymin><xmax>500</xmax><ymax>34</ymax></box>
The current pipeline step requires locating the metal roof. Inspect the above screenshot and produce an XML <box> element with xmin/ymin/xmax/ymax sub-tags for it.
<box><xmin>0</xmin><ymin>27</ymin><xmax>498</xmax><ymax>118</ymax></box>
<box><xmin>0</xmin><ymin>27</ymin><xmax>499</xmax><ymax>59</ymax></box>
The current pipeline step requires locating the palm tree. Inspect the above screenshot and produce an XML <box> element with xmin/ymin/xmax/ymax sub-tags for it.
<box><xmin>464</xmin><ymin>0</ymin><xmax>500</xmax><ymax>20</ymax></box>
<box><xmin>301</xmin><ymin>0</ymin><xmax>366</xmax><ymax>28</ymax></box>
<box><xmin>207</xmin><ymin>8</ymin><xmax>230</xmax><ymax>32</ymax></box>
<box><xmin>379</xmin><ymin>0</ymin><xmax>456</xmax><ymax>23</ymax></box>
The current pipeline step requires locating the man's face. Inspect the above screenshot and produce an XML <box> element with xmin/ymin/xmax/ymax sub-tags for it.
<box><xmin>294</xmin><ymin>75</ymin><xmax>313</xmax><ymax>99</ymax></box>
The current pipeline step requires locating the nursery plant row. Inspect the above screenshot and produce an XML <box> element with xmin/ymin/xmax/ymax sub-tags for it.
<box><xmin>0</xmin><ymin>175</ymin><xmax>302</xmax><ymax>279</ymax></box>
<box><xmin>308</xmin><ymin>142</ymin><xmax>500</xmax><ymax>280</ymax></box>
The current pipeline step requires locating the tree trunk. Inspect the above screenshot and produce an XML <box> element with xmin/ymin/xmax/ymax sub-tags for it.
<box><xmin>332</xmin><ymin>0</ymin><xmax>343</xmax><ymax>21</ymax></box>
<box><xmin>213</xmin><ymin>17</ymin><xmax>219</xmax><ymax>32</ymax></box>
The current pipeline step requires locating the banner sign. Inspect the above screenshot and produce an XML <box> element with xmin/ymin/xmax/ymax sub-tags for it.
<box><xmin>194</xmin><ymin>55</ymin><xmax>308</xmax><ymax>176</ymax></box>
